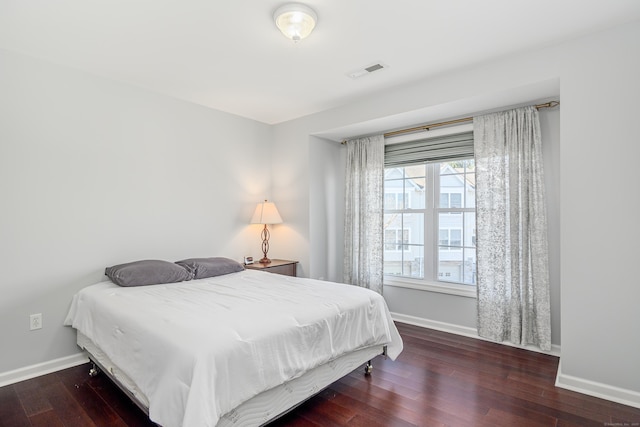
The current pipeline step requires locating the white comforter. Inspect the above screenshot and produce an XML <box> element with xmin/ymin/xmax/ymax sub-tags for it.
<box><xmin>65</xmin><ymin>269</ymin><xmax>402</xmax><ymax>427</ymax></box>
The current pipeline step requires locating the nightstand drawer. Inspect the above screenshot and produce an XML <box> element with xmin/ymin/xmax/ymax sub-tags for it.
<box><xmin>244</xmin><ymin>259</ymin><xmax>298</xmax><ymax>277</ymax></box>
<box><xmin>262</xmin><ymin>263</ymin><xmax>296</xmax><ymax>276</ymax></box>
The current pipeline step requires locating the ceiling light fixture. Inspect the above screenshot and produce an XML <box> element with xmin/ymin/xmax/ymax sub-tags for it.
<box><xmin>273</xmin><ymin>3</ymin><xmax>317</xmax><ymax>43</ymax></box>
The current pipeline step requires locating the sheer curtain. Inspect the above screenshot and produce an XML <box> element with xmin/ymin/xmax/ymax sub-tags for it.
<box><xmin>343</xmin><ymin>135</ymin><xmax>384</xmax><ymax>294</ymax></box>
<box><xmin>474</xmin><ymin>106</ymin><xmax>551</xmax><ymax>351</ymax></box>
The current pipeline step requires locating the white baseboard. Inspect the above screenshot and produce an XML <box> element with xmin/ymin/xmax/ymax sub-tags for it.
<box><xmin>555</xmin><ymin>361</ymin><xmax>640</xmax><ymax>409</ymax></box>
<box><xmin>390</xmin><ymin>312</ymin><xmax>561</xmax><ymax>356</ymax></box>
<box><xmin>0</xmin><ymin>352</ymin><xmax>88</xmax><ymax>388</ymax></box>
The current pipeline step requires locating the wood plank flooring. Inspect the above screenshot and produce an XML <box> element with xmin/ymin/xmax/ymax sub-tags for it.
<box><xmin>2</xmin><ymin>322</ymin><xmax>639</xmax><ymax>426</ymax></box>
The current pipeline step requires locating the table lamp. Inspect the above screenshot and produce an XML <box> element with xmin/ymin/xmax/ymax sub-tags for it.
<box><xmin>250</xmin><ymin>200</ymin><xmax>283</xmax><ymax>264</ymax></box>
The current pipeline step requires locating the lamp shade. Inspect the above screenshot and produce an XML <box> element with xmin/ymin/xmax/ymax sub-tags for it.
<box><xmin>273</xmin><ymin>3</ymin><xmax>317</xmax><ymax>42</ymax></box>
<box><xmin>250</xmin><ymin>200</ymin><xmax>283</xmax><ymax>225</ymax></box>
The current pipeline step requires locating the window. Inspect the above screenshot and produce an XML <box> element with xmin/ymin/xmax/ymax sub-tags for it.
<box><xmin>383</xmin><ymin>158</ymin><xmax>476</xmax><ymax>290</ymax></box>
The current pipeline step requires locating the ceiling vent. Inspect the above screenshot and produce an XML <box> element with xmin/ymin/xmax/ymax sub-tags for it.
<box><xmin>347</xmin><ymin>63</ymin><xmax>388</xmax><ymax>79</ymax></box>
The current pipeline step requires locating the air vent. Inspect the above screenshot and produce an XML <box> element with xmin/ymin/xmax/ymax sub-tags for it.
<box><xmin>347</xmin><ymin>62</ymin><xmax>388</xmax><ymax>79</ymax></box>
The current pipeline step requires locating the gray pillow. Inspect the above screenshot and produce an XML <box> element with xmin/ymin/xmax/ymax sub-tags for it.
<box><xmin>105</xmin><ymin>260</ymin><xmax>194</xmax><ymax>287</ymax></box>
<box><xmin>175</xmin><ymin>257</ymin><xmax>244</xmax><ymax>280</ymax></box>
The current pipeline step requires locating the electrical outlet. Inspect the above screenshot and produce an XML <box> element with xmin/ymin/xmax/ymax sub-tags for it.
<box><xmin>30</xmin><ymin>313</ymin><xmax>42</xmax><ymax>330</ymax></box>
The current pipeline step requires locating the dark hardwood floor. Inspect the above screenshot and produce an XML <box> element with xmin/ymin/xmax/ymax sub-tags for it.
<box><xmin>2</xmin><ymin>322</ymin><xmax>639</xmax><ymax>426</ymax></box>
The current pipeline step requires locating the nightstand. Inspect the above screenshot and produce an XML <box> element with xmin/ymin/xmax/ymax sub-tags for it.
<box><xmin>244</xmin><ymin>259</ymin><xmax>298</xmax><ymax>277</ymax></box>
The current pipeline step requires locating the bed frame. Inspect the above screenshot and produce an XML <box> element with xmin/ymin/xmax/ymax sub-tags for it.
<box><xmin>78</xmin><ymin>332</ymin><xmax>386</xmax><ymax>426</ymax></box>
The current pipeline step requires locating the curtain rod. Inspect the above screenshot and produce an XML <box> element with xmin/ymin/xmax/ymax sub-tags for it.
<box><xmin>341</xmin><ymin>100</ymin><xmax>559</xmax><ymax>144</ymax></box>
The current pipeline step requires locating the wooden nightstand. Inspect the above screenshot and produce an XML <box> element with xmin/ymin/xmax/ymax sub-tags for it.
<box><xmin>244</xmin><ymin>259</ymin><xmax>298</xmax><ymax>277</ymax></box>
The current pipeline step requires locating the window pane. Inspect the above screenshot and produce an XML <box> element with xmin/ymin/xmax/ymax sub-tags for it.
<box><xmin>439</xmin><ymin>193</ymin><xmax>449</xmax><ymax>208</ymax></box>
<box><xmin>439</xmin><ymin>162</ymin><xmax>465</xmax><ymax>208</ymax></box>
<box><xmin>462</xmin><ymin>248</ymin><xmax>477</xmax><ymax>285</ymax></box>
<box><xmin>404</xmin><ymin>165</ymin><xmax>426</xmax><ymax>209</ymax></box>
<box><xmin>402</xmin><ymin>213</ymin><xmax>424</xmax><ymax>245</ymax></box>
<box><xmin>466</xmin><ymin>173</ymin><xmax>476</xmax><ymax>208</ymax></box>
<box><xmin>464</xmin><ymin>159</ymin><xmax>475</xmax><ymax>170</ymax></box>
<box><xmin>384</xmin><ymin>167</ymin><xmax>405</xmax><ymax>180</ymax></box>
<box><xmin>438</xmin><ymin>246</ymin><xmax>463</xmax><ymax>283</ymax></box>
<box><xmin>450</xmin><ymin>193</ymin><xmax>462</xmax><ymax>208</ymax></box>
<box><xmin>383</xmin><ymin>248</ymin><xmax>403</xmax><ymax>276</ymax></box>
<box><xmin>439</xmin><ymin>160</ymin><xmax>476</xmax><ymax>210</ymax></box>
<box><xmin>439</xmin><ymin>212</ymin><xmax>463</xmax><ymax>234</ymax></box>
<box><xmin>384</xmin><ymin>193</ymin><xmax>397</xmax><ymax>210</ymax></box>
<box><xmin>439</xmin><ymin>229</ymin><xmax>448</xmax><ymax>246</ymax></box>
<box><xmin>450</xmin><ymin>229</ymin><xmax>462</xmax><ymax>247</ymax></box>
<box><xmin>465</xmin><ymin>212</ymin><xmax>476</xmax><ymax>247</ymax></box>
<box><xmin>405</xmin><ymin>184</ymin><xmax>425</xmax><ymax>209</ymax></box>
<box><xmin>402</xmin><ymin>244</ymin><xmax>424</xmax><ymax>278</ymax></box>
<box><xmin>404</xmin><ymin>164</ymin><xmax>426</xmax><ymax>179</ymax></box>
<box><xmin>384</xmin><ymin>213</ymin><xmax>402</xmax><ymax>229</ymax></box>
<box><xmin>384</xmin><ymin>216</ymin><xmax>403</xmax><ymax>275</ymax></box>
<box><xmin>384</xmin><ymin>229</ymin><xmax>396</xmax><ymax>251</ymax></box>
<box><xmin>383</xmin><ymin>214</ymin><xmax>402</xmax><ymax>251</ymax></box>
<box><xmin>384</xmin><ymin>169</ymin><xmax>405</xmax><ymax>210</ymax></box>
<box><xmin>441</xmin><ymin>163</ymin><xmax>462</xmax><ymax>176</ymax></box>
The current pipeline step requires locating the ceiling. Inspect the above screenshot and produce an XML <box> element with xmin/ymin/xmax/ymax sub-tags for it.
<box><xmin>1</xmin><ymin>1</ymin><xmax>639</xmax><ymax>125</ymax></box>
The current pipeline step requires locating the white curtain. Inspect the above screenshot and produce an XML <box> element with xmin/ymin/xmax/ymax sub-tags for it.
<box><xmin>474</xmin><ymin>106</ymin><xmax>551</xmax><ymax>351</ymax></box>
<box><xmin>343</xmin><ymin>135</ymin><xmax>385</xmax><ymax>294</ymax></box>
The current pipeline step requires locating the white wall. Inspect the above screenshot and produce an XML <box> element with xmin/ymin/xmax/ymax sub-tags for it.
<box><xmin>0</xmin><ymin>49</ymin><xmax>272</xmax><ymax>374</ymax></box>
<box><xmin>269</xmin><ymin>120</ymin><xmax>312</xmax><ymax>277</ymax></box>
<box><xmin>308</xmin><ymin>136</ymin><xmax>346</xmax><ymax>282</ymax></box>
<box><xmin>558</xmin><ymin>23</ymin><xmax>640</xmax><ymax>396</ymax></box>
<box><xmin>272</xmin><ymin>21</ymin><xmax>640</xmax><ymax>404</ymax></box>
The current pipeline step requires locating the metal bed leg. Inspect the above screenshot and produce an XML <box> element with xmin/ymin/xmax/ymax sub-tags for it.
<box><xmin>364</xmin><ymin>345</ymin><xmax>388</xmax><ymax>376</ymax></box>
<box><xmin>89</xmin><ymin>362</ymin><xmax>100</xmax><ymax>377</ymax></box>
<box><xmin>364</xmin><ymin>361</ymin><xmax>373</xmax><ymax>375</ymax></box>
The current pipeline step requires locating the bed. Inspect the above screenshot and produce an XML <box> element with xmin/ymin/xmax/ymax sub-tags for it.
<box><xmin>64</xmin><ymin>259</ymin><xmax>403</xmax><ymax>427</ymax></box>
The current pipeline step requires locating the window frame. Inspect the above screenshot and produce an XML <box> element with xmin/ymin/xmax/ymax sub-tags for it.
<box><xmin>382</xmin><ymin>126</ymin><xmax>477</xmax><ymax>298</ymax></box>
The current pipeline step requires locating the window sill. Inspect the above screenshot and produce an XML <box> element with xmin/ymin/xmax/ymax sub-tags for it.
<box><xmin>383</xmin><ymin>277</ymin><xmax>477</xmax><ymax>298</ymax></box>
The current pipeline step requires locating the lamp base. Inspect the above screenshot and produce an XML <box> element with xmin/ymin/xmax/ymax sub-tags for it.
<box><xmin>259</xmin><ymin>224</ymin><xmax>272</xmax><ymax>264</ymax></box>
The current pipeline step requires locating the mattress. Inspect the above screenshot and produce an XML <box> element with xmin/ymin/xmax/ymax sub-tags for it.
<box><xmin>65</xmin><ymin>269</ymin><xmax>402</xmax><ymax>427</ymax></box>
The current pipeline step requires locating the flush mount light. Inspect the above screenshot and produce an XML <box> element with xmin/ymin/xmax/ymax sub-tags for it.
<box><xmin>273</xmin><ymin>3</ymin><xmax>317</xmax><ymax>43</ymax></box>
